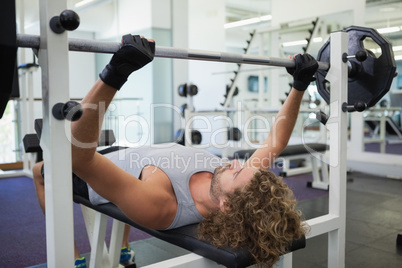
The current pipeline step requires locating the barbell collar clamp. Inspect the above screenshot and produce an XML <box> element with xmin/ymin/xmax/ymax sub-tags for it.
<box><xmin>342</xmin><ymin>50</ymin><xmax>368</xmax><ymax>63</ymax></box>
<box><xmin>52</xmin><ymin>101</ymin><xmax>83</xmax><ymax>121</ymax></box>
<box><xmin>342</xmin><ymin>101</ymin><xmax>367</xmax><ymax>113</ymax></box>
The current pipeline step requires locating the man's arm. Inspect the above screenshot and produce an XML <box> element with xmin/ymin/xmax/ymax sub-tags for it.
<box><xmin>67</xmin><ymin>36</ymin><xmax>174</xmax><ymax>228</ymax></box>
<box><xmin>71</xmin><ymin>35</ymin><xmax>155</xmax><ymax>169</ymax></box>
<box><xmin>245</xmin><ymin>54</ymin><xmax>318</xmax><ymax>170</ymax></box>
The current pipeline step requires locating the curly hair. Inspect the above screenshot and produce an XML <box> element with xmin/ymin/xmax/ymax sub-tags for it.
<box><xmin>198</xmin><ymin>169</ymin><xmax>307</xmax><ymax>268</ymax></box>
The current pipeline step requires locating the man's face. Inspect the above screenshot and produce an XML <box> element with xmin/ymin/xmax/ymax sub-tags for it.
<box><xmin>210</xmin><ymin>160</ymin><xmax>257</xmax><ymax>202</ymax></box>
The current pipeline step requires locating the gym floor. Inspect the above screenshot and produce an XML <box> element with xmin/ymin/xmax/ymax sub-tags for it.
<box><xmin>293</xmin><ymin>171</ymin><xmax>402</xmax><ymax>267</ymax></box>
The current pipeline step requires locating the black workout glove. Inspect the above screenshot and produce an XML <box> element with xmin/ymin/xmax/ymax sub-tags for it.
<box><xmin>286</xmin><ymin>53</ymin><xmax>318</xmax><ymax>91</ymax></box>
<box><xmin>99</xmin><ymin>34</ymin><xmax>155</xmax><ymax>90</ymax></box>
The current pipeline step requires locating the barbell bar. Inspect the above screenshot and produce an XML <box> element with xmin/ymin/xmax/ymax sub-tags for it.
<box><xmin>8</xmin><ymin>25</ymin><xmax>398</xmax><ymax>120</ymax></box>
<box><xmin>16</xmin><ymin>33</ymin><xmax>331</xmax><ymax>71</ymax></box>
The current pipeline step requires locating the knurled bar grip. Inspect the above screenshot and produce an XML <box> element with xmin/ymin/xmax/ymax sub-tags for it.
<box><xmin>16</xmin><ymin>33</ymin><xmax>330</xmax><ymax>70</ymax></box>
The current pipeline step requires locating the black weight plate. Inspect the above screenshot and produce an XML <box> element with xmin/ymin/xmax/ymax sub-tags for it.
<box><xmin>316</xmin><ymin>26</ymin><xmax>396</xmax><ymax>108</ymax></box>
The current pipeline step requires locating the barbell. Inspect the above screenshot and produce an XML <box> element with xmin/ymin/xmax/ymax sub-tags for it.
<box><xmin>0</xmin><ymin>7</ymin><xmax>398</xmax><ymax>120</ymax></box>
<box><xmin>14</xmin><ymin>33</ymin><xmax>331</xmax><ymax>70</ymax></box>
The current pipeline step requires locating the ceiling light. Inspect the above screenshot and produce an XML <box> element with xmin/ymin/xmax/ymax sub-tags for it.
<box><xmin>75</xmin><ymin>0</ymin><xmax>96</xmax><ymax>8</ymax></box>
<box><xmin>393</xmin><ymin>46</ymin><xmax>402</xmax><ymax>52</ymax></box>
<box><xmin>395</xmin><ymin>55</ymin><xmax>402</xmax><ymax>61</ymax></box>
<box><xmin>282</xmin><ymin>37</ymin><xmax>323</xmax><ymax>47</ymax></box>
<box><xmin>377</xmin><ymin>26</ymin><xmax>401</xmax><ymax>34</ymax></box>
<box><xmin>282</xmin><ymin>40</ymin><xmax>307</xmax><ymax>47</ymax></box>
<box><xmin>259</xmin><ymin>15</ymin><xmax>272</xmax><ymax>22</ymax></box>
<box><xmin>312</xmin><ymin>37</ymin><xmax>323</xmax><ymax>43</ymax></box>
<box><xmin>224</xmin><ymin>15</ymin><xmax>272</xmax><ymax>29</ymax></box>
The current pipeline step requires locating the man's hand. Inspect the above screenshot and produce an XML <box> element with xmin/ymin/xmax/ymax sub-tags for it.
<box><xmin>286</xmin><ymin>53</ymin><xmax>318</xmax><ymax>91</ymax></box>
<box><xmin>99</xmin><ymin>35</ymin><xmax>155</xmax><ymax>90</ymax></box>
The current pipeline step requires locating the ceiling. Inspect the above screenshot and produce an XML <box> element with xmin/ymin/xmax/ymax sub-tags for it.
<box><xmin>17</xmin><ymin>0</ymin><xmax>402</xmax><ymax>60</ymax></box>
<box><xmin>224</xmin><ymin>0</ymin><xmax>402</xmax><ymax>60</ymax></box>
<box><xmin>225</xmin><ymin>0</ymin><xmax>402</xmax><ymax>27</ymax></box>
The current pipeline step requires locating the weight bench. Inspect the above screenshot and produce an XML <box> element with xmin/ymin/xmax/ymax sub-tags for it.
<box><xmin>26</xmin><ymin>119</ymin><xmax>306</xmax><ymax>267</ymax></box>
<box><xmin>234</xmin><ymin>143</ymin><xmax>329</xmax><ymax>190</ymax></box>
<box><xmin>73</xmin><ymin>194</ymin><xmax>306</xmax><ymax>268</ymax></box>
<box><xmin>365</xmin><ymin>116</ymin><xmax>402</xmax><ymax>139</ymax></box>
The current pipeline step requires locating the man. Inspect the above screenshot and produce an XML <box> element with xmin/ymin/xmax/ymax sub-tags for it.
<box><xmin>33</xmin><ymin>34</ymin><xmax>318</xmax><ymax>267</ymax></box>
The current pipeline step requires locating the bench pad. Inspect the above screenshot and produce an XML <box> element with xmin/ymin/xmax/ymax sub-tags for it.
<box><xmin>73</xmin><ymin>195</ymin><xmax>305</xmax><ymax>268</ymax></box>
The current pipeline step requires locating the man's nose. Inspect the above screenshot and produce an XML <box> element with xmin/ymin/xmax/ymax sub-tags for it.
<box><xmin>231</xmin><ymin>159</ymin><xmax>243</xmax><ymax>170</ymax></box>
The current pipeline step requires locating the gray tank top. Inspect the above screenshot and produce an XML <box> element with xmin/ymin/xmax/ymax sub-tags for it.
<box><xmin>88</xmin><ymin>143</ymin><xmax>223</xmax><ymax>229</ymax></box>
